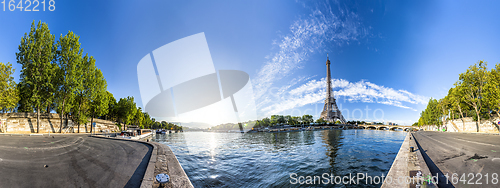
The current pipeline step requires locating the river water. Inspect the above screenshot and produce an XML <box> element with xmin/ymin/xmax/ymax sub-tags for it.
<box><xmin>153</xmin><ymin>129</ymin><xmax>406</xmax><ymax>187</ymax></box>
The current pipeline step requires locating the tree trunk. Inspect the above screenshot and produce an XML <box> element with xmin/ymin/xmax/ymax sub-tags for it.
<box><xmin>91</xmin><ymin>110</ymin><xmax>94</xmax><ymax>134</ymax></box>
<box><xmin>59</xmin><ymin>98</ymin><xmax>66</xmax><ymax>133</ymax></box>
<box><xmin>476</xmin><ymin>111</ymin><xmax>480</xmax><ymax>133</ymax></box>
<box><xmin>59</xmin><ymin>112</ymin><xmax>63</xmax><ymax>133</ymax></box>
<box><xmin>77</xmin><ymin>103</ymin><xmax>82</xmax><ymax>133</ymax></box>
<box><xmin>458</xmin><ymin>105</ymin><xmax>465</xmax><ymax>131</ymax></box>
<box><xmin>36</xmin><ymin>106</ymin><xmax>40</xmax><ymax>133</ymax></box>
<box><xmin>65</xmin><ymin>114</ymin><xmax>70</xmax><ymax>133</ymax></box>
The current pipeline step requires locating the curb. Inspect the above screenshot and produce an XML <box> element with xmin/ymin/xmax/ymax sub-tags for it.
<box><xmin>90</xmin><ymin>135</ymin><xmax>157</xmax><ymax>188</ymax></box>
<box><xmin>381</xmin><ymin>132</ymin><xmax>410</xmax><ymax>188</ymax></box>
<box><xmin>420</xmin><ymin>130</ymin><xmax>500</xmax><ymax>135</ymax></box>
<box><xmin>409</xmin><ymin>133</ymin><xmax>432</xmax><ymax>175</ymax></box>
<box><xmin>382</xmin><ymin>132</ymin><xmax>437</xmax><ymax>188</ymax></box>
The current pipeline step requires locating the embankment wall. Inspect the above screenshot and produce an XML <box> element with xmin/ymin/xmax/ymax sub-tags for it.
<box><xmin>0</xmin><ymin>113</ymin><xmax>119</xmax><ymax>133</ymax></box>
<box><xmin>420</xmin><ymin>117</ymin><xmax>500</xmax><ymax>133</ymax></box>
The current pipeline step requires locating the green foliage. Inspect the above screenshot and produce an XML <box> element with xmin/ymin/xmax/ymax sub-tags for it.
<box><xmin>54</xmin><ymin>31</ymin><xmax>83</xmax><ymax>132</ymax></box>
<box><xmin>457</xmin><ymin>61</ymin><xmax>488</xmax><ymax>131</ymax></box>
<box><xmin>316</xmin><ymin>118</ymin><xmax>327</xmax><ymax>124</ymax></box>
<box><xmin>301</xmin><ymin>114</ymin><xmax>313</xmax><ymax>124</ymax></box>
<box><xmin>105</xmin><ymin>91</ymin><xmax>117</xmax><ymax>120</ymax></box>
<box><xmin>346</xmin><ymin>120</ymin><xmax>367</xmax><ymax>125</ymax></box>
<box><xmin>142</xmin><ymin>112</ymin><xmax>153</xmax><ymax>129</ymax></box>
<box><xmin>87</xmin><ymin>66</ymin><xmax>108</xmax><ymax>133</ymax></box>
<box><xmin>0</xmin><ymin>62</ymin><xmax>19</xmax><ymax>112</ymax></box>
<box><xmin>153</xmin><ymin>121</ymin><xmax>182</xmax><ymax>130</ymax></box>
<box><xmin>485</xmin><ymin>64</ymin><xmax>500</xmax><ymax>117</ymax></box>
<box><xmin>270</xmin><ymin>115</ymin><xmax>285</xmax><ymax>125</ymax></box>
<box><xmin>134</xmin><ymin>107</ymin><xmax>144</xmax><ymax>128</ymax></box>
<box><xmin>10</xmin><ymin>20</ymin><xmax>163</xmax><ymax>133</ymax></box>
<box><xmin>16</xmin><ymin>21</ymin><xmax>57</xmax><ymax>132</ymax></box>
<box><xmin>418</xmin><ymin>60</ymin><xmax>500</xmax><ymax>132</ymax></box>
<box><xmin>210</xmin><ymin>120</ymin><xmax>255</xmax><ymax>130</ymax></box>
<box><xmin>69</xmin><ymin>54</ymin><xmax>96</xmax><ymax>131</ymax></box>
<box><xmin>116</xmin><ymin>96</ymin><xmax>137</xmax><ymax>127</ymax></box>
<box><xmin>419</xmin><ymin>98</ymin><xmax>441</xmax><ymax>126</ymax></box>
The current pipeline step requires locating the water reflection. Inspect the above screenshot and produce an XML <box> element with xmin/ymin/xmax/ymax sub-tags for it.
<box><xmin>321</xmin><ymin>130</ymin><xmax>343</xmax><ymax>175</ymax></box>
<box><xmin>153</xmin><ymin>130</ymin><xmax>406</xmax><ymax>188</ymax></box>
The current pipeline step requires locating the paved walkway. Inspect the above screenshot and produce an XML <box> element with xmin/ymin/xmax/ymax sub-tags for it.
<box><xmin>0</xmin><ymin>135</ymin><xmax>152</xmax><ymax>188</ymax></box>
<box><xmin>413</xmin><ymin>131</ymin><xmax>500</xmax><ymax>188</ymax></box>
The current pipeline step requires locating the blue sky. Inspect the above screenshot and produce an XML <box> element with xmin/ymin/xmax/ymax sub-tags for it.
<box><xmin>1</xmin><ymin>0</ymin><xmax>500</xmax><ymax>126</ymax></box>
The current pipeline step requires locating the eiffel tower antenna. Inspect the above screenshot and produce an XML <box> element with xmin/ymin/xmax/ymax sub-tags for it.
<box><xmin>319</xmin><ymin>54</ymin><xmax>346</xmax><ymax>124</ymax></box>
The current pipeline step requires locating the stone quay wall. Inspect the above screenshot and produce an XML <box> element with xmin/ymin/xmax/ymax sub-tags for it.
<box><xmin>420</xmin><ymin>117</ymin><xmax>500</xmax><ymax>133</ymax></box>
<box><xmin>0</xmin><ymin>113</ymin><xmax>119</xmax><ymax>133</ymax></box>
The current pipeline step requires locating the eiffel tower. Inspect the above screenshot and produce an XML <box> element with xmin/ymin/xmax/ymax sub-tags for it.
<box><xmin>320</xmin><ymin>54</ymin><xmax>346</xmax><ymax>124</ymax></box>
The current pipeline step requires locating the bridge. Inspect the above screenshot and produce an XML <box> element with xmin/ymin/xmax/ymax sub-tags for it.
<box><xmin>345</xmin><ymin>125</ymin><xmax>418</xmax><ymax>131</ymax></box>
<box><xmin>251</xmin><ymin>124</ymin><xmax>419</xmax><ymax>133</ymax></box>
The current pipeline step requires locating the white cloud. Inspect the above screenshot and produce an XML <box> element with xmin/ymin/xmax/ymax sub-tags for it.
<box><xmin>260</xmin><ymin>78</ymin><xmax>428</xmax><ymax>116</ymax></box>
<box><xmin>253</xmin><ymin>2</ymin><xmax>367</xmax><ymax>103</ymax></box>
<box><xmin>251</xmin><ymin>2</ymin><xmax>427</xmax><ymax>121</ymax></box>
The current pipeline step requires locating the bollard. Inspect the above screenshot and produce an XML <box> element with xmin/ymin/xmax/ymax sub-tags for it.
<box><xmin>410</xmin><ymin>146</ymin><xmax>414</xmax><ymax>152</ymax></box>
<box><xmin>156</xmin><ymin>173</ymin><xmax>170</xmax><ymax>187</ymax></box>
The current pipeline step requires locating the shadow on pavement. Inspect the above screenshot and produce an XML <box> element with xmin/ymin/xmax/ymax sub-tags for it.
<box><xmin>413</xmin><ymin>133</ymin><xmax>455</xmax><ymax>188</ymax></box>
<box><xmin>91</xmin><ymin>136</ymin><xmax>153</xmax><ymax>188</ymax></box>
<box><xmin>124</xmin><ymin>142</ymin><xmax>153</xmax><ymax>188</ymax></box>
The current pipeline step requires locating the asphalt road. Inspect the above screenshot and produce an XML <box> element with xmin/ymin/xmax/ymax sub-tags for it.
<box><xmin>0</xmin><ymin>135</ymin><xmax>152</xmax><ymax>188</ymax></box>
<box><xmin>413</xmin><ymin>131</ymin><xmax>500</xmax><ymax>188</ymax></box>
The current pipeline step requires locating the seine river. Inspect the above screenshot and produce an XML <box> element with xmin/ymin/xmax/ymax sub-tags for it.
<box><xmin>153</xmin><ymin>129</ymin><xmax>406</xmax><ymax>187</ymax></box>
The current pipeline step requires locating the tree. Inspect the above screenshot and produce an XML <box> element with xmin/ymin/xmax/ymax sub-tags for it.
<box><xmin>105</xmin><ymin>91</ymin><xmax>117</xmax><ymax>120</ymax></box>
<box><xmin>142</xmin><ymin>112</ymin><xmax>153</xmax><ymax>129</ymax></box>
<box><xmin>16</xmin><ymin>21</ymin><xmax>57</xmax><ymax>133</ymax></box>
<box><xmin>288</xmin><ymin>116</ymin><xmax>300</xmax><ymax>125</ymax></box>
<box><xmin>302</xmin><ymin>115</ymin><xmax>313</xmax><ymax>124</ymax></box>
<box><xmin>284</xmin><ymin>115</ymin><xmax>292</xmax><ymax>125</ymax></box>
<box><xmin>117</xmin><ymin>96</ymin><xmax>137</xmax><ymax>130</ymax></box>
<box><xmin>316</xmin><ymin>118</ymin><xmax>327</xmax><ymax>124</ymax></box>
<box><xmin>88</xmin><ymin>67</ymin><xmax>108</xmax><ymax>133</ymax></box>
<box><xmin>55</xmin><ymin>31</ymin><xmax>83</xmax><ymax>132</ymax></box>
<box><xmin>270</xmin><ymin>115</ymin><xmax>285</xmax><ymax>126</ymax></box>
<box><xmin>261</xmin><ymin>117</ymin><xmax>270</xmax><ymax>127</ymax></box>
<box><xmin>0</xmin><ymin>62</ymin><xmax>19</xmax><ymax>113</ymax></box>
<box><xmin>160</xmin><ymin>121</ymin><xmax>167</xmax><ymax>129</ymax></box>
<box><xmin>457</xmin><ymin>61</ymin><xmax>488</xmax><ymax>132</ymax></box>
<box><xmin>448</xmin><ymin>86</ymin><xmax>470</xmax><ymax>130</ymax></box>
<box><xmin>69</xmin><ymin>54</ymin><xmax>91</xmax><ymax>133</ymax></box>
<box><xmin>134</xmin><ymin>107</ymin><xmax>144</xmax><ymax>128</ymax></box>
<box><xmin>437</xmin><ymin>97</ymin><xmax>450</xmax><ymax>126</ymax></box>
<box><xmin>419</xmin><ymin>98</ymin><xmax>440</xmax><ymax>126</ymax></box>
<box><xmin>485</xmin><ymin>64</ymin><xmax>500</xmax><ymax>118</ymax></box>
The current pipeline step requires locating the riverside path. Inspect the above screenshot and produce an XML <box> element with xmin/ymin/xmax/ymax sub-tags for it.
<box><xmin>0</xmin><ymin>134</ymin><xmax>152</xmax><ymax>188</ymax></box>
<box><xmin>413</xmin><ymin>131</ymin><xmax>500</xmax><ymax>188</ymax></box>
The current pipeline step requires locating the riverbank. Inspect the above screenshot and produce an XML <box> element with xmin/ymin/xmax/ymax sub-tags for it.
<box><xmin>412</xmin><ymin>131</ymin><xmax>500</xmax><ymax>187</ymax></box>
<box><xmin>382</xmin><ymin>132</ymin><xmax>436</xmax><ymax>188</ymax></box>
<box><xmin>93</xmin><ymin>133</ymin><xmax>193</xmax><ymax>188</ymax></box>
<box><xmin>154</xmin><ymin>129</ymin><xmax>406</xmax><ymax>187</ymax></box>
<box><xmin>0</xmin><ymin>112</ymin><xmax>119</xmax><ymax>133</ymax></box>
<box><xmin>0</xmin><ymin>134</ymin><xmax>150</xmax><ymax>187</ymax></box>
<box><xmin>420</xmin><ymin>117</ymin><xmax>500</xmax><ymax>134</ymax></box>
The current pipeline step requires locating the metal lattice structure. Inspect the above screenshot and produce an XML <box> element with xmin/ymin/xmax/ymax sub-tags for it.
<box><xmin>319</xmin><ymin>55</ymin><xmax>346</xmax><ymax>124</ymax></box>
